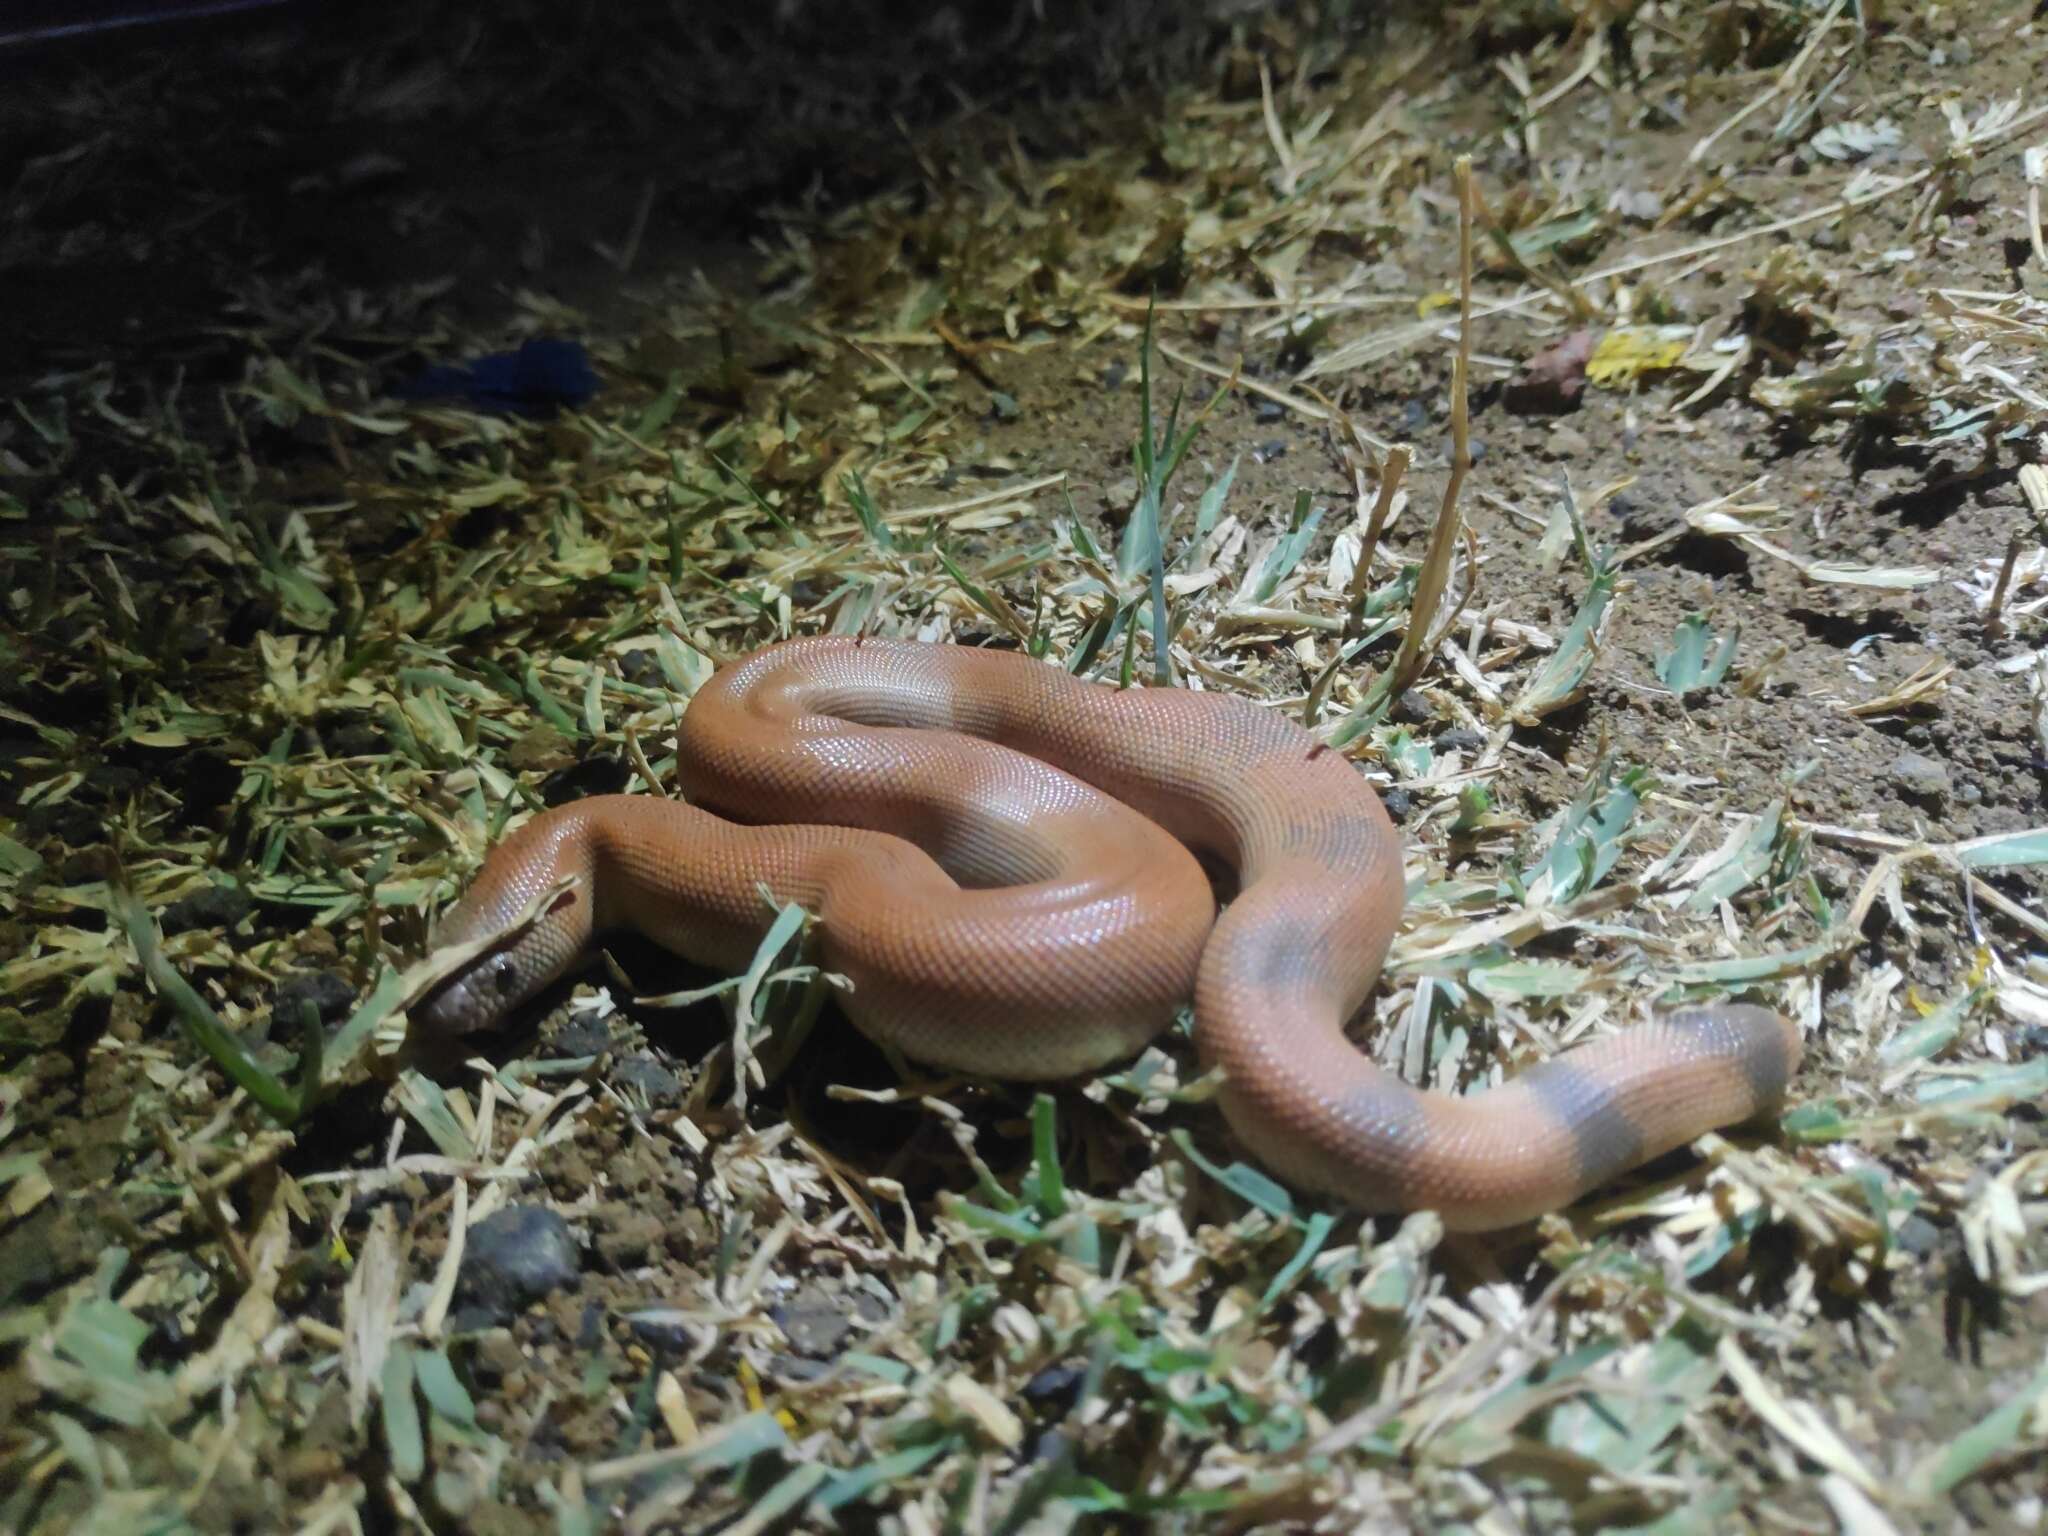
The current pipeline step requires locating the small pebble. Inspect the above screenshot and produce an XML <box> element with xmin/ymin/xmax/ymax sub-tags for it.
<box><xmin>269</xmin><ymin>970</ymin><xmax>357</xmax><ymax>1030</ymax></box>
<box><xmin>613</xmin><ymin>1054</ymin><xmax>683</xmax><ymax>1105</ymax></box>
<box><xmin>771</xmin><ymin>1283</ymin><xmax>884</xmax><ymax>1358</ymax></box>
<box><xmin>1434</xmin><ymin>728</ymin><xmax>1486</xmax><ymax>753</ymax></box>
<box><xmin>1889</xmin><ymin>751</ymin><xmax>1952</xmax><ymax>804</ymax></box>
<box><xmin>461</xmin><ymin>1205</ymin><xmax>580</xmax><ymax>1319</ymax></box>
<box><xmin>550</xmin><ymin>1016</ymin><xmax>613</xmax><ymax>1058</ymax></box>
<box><xmin>1894</xmin><ymin>1212</ymin><xmax>1942</xmax><ymax>1257</ymax></box>
<box><xmin>1253</xmin><ymin>439</ymin><xmax>1288</xmax><ymax>463</ymax></box>
<box><xmin>160</xmin><ymin>881</ymin><xmax>255</xmax><ymax>936</ymax></box>
<box><xmin>1547</xmin><ymin>423</ymin><xmax>1591</xmax><ymax>459</ymax></box>
<box><xmin>1023</xmin><ymin>1363</ymin><xmax>1086</xmax><ymax>1402</ymax></box>
<box><xmin>470</xmin><ymin>1332</ymin><xmax>526</xmax><ymax>1386</ymax></box>
<box><xmin>626</xmin><ymin>1312</ymin><xmax>695</xmax><ymax>1353</ymax></box>
<box><xmin>618</xmin><ymin>649</ymin><xmax>664</xmax><ymax>687</ymax></box>
<box><xmin>1254</xmin><ymin>399</ymin><xmax>1284</xmax><ymax>423</ymax></box>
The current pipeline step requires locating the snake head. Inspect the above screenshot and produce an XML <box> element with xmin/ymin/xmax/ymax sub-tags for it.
<box><xmin>411</xmin><ymin>809</ymin><xmax>597</xmax><ymax>1038</ymax></box>
<box><xmin>412</xmin><ymin>941</ymin><xmax>543</xmax><ymax>1037</ymax></box>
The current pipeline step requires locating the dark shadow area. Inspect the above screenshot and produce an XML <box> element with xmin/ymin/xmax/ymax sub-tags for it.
<box><xmin>1785</xmin><ymin>603</ymin><xmax>1926</xmax><ymax>649</ymax></box>
<box><xmin>3</xmin><ymin>0</ymin><xmax>1379</xmax><ymax>385</ymax></box>
<box><xmin>1872</xmin><ymin>461</ymin><xmax>2021</xmax><ymax>529</ymax></box>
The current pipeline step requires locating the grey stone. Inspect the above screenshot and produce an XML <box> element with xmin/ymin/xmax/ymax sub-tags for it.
<box><xmin>614</xmin><ymin>1054</ymin><xmax>683</xmax><ymax>1105</ymax></box>
<box><xmin>160</xmin><ymin>881</ymin><xmax>253</xmax><ymax>936</ymax></box>
<box><xmin>550</xmin><ymin>1016</ymin><xmax>613</xmax><ymax>1058</ymax></box>
<box><xmin>270</xmin><ymin>970</ymin><xmax>357</xmax><ymax>1030</ymax></box>
<box><xmin>1890</xmin><ymin>752</ymin><xmax>1952</xmax><ymax>803</ymax></box>
<box><xmin>1894</xmin><ymin>1212</ymin><xmax>1942</xmax><ymax>1257</ymax></box>
<box><xmin>771</xmin><ymin>1291</ymin><xmax>857</xmax><ymax>1360</ymax></box>
<box><xmin>461</xmin><ymin>1205</ymin><xmax>579</xmax><ymax>1319</ymax></box>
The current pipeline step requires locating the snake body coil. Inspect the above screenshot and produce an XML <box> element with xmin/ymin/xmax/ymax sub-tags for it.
<box><xmin>416</xmin><ymin>637</ymin><xmax>1799</xmax><ymax>1231</ymax></box>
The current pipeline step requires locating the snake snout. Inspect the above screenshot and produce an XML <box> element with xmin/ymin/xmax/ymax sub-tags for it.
<box><xmin>413</xmin><ymin>817</ymin><xmax>597</xmax><ymax>1041</ymax></box>
<box><xmin>413</xmin><ymin>946</ymin><xmax>532</xmax><ymax>1037</ymax></box>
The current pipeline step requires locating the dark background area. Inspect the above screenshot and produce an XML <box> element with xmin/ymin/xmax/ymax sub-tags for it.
<box><xmin>3</xmin><ymin>0</ymin><xmax>1365</xmax><ymax>380</ymax></box>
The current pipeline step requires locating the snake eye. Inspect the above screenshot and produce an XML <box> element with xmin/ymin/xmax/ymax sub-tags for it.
<box><xmin>489</xmin><ymin>957</ymin><xmax>521</xmax><ymax>997</ymax></box>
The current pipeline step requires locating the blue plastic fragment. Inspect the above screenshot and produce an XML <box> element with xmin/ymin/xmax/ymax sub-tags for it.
<box><xmin>395</xmin><ymin>337</ymin><xmax>600</xmax><ymax>417</ymax></box>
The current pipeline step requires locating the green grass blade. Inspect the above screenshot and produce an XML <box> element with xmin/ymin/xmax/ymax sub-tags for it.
<box><xmin>115</xmin><ymin>884</ymin><xmax>301</xmax><ymax>1124</ymax></box>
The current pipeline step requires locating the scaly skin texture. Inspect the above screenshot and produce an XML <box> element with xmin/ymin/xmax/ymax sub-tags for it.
<box><xmin>415</xmin><ymin>636</ymin><xmax>1802</xmax><ymax>1231</ymax></box>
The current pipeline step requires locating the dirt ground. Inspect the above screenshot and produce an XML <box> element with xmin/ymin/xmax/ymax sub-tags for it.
<box><xmin>4</xmin><ymin>1</ymin><xmax>2048</xmax><ymax>1532</ymax></box>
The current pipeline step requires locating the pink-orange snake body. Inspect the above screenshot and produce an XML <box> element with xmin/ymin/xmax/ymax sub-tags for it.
<box><xmin>416</xmin><ymin>637</ymin><xmax>1799</xmax><ymax>1230</ymax></box>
